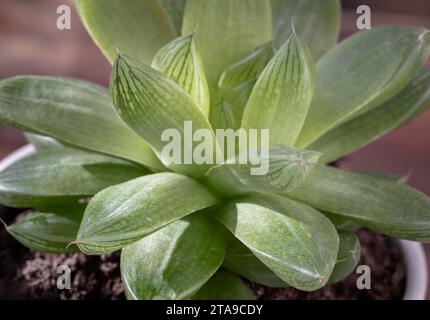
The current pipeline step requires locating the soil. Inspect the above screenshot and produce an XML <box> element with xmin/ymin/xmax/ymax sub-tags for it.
<box><xmin>0</xmin><ymin>208</ymin><xmax>124</xmax><ymax>300</ymax></box>
<box><xmin>0</xmin><ymin>208</ymin><xmax>406</xmax><ymax>300</ymax></box>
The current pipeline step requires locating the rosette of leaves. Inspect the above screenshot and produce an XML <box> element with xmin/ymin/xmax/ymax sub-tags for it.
<box><xmin>0</xmin><ymin>0</ymin><xmax>430</xmax><ymax>300</ymax></box>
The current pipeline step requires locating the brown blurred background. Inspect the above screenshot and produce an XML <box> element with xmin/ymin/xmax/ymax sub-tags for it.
<box><xmin>0</xmin><ymin>0</ymin><xmax>429</xmax><ymax>298</ymax></box>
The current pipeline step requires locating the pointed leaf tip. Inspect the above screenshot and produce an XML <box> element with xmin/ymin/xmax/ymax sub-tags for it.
<box><xmin>206</xmin><ymin>146</ymin><xmax>321</xmax><ymax>196</ymax></box>
<box><xmin>151</xmin><ymin>34</ymin><xmax>210</xmax><ymax>115</ymax></box>
<box><xmin>110</xmin><ymin>55</ymin><xmax>217</xmax><ymax>177</ymax></box>
<box><xmin>7</xmin><ymin>209</ymin><xmax>83</xmax><ymax>253</ymax></box>
<box><xmin>214</xmin><ymin>194</ymin><xmax>339</xmax><ymax>291</ymax></box>
<box><xmin>76</xmin><ymin>173</ymin><xmax>219</xmax><ymax>254</ymax></box>
<box><xmin>182</xmin><ymin>0</ymin><xmax>272</xmax><ymax>85</ymax></box>
<box><xmin>271</xmin><ymin>0</ymin><xmax>341</xmax><ymax>59</ymax></box>
<box><xmin>67</xmin><ymin>240</ymin><xmax>80</xmax><ymax>249</ymax></box>
<box><xmin>286</xmin><ymin>166</ymin><xmax>430</xmax><ymax>241</ymax></box>
<box><xmin>0</xmin><ymin>218</ymin><xmax>8</xmax><ymax>230</ymax></box>
<box><xmin>0</xmin><ymin>76</ymin><xmax>163</xmax><ymax>170</ymax></box>
<box><xmin>298</xmin><ymin>26</ymin><xmax>430</xmax><ymax>147</ymax></box>
<box><xmin>241</xmin><ymin>31</ymin><xmax>315</xmax><ymax>146</ymax></box>
<box><xmin>310</xmin><ymin>66</ymin><xmax>430</xmax><ymax>163</ymax></box>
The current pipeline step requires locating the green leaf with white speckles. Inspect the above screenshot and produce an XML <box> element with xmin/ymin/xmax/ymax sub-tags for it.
<box><xmin>0</xmin><ymin>148</ymin><xmax>147</xmax><ymax>208</ymax></box>
<box><xmin>271</xmin><ymin>0</ymin><xmax>341</xmax><ymax>60</ymax></box>
<box><xmin>77</xmin><ymin>173</ymin><xmax>219</xmax><ymax>255</ymax></box>
<box><xmin>223</xmin><ymin>238</ymin><xmax>287</xmax><ymax>288</ymax></box>
<box><xmin>241</xmin><ymin>31</ymin><xmax>315</xmax><ymax>147</ymax></box>
<box><xmin>121</xmin><ymin>214</ymin><xmax>228</xmax><ymax>300</ymax></box>
<box><xmin>309</xmin><ymin>66</ymin><xmax>430</xmax><ymax>163</ymax></box>
<box><xmin>24</xmin><ymin>133</ymin><xmax>64</xmax><ymax>150</ymax></box>
<box><xmin>209</xmin><ymin>92</ymin><xmax>242</xmax><ymax>131</ymax></box>
<box><xmin>182</xmin><ymin>0</ymin><xmax>272</xmax><ymax>85</ymax></box>
<box><xmin>7</xmin><ymin>207</ymin><xmax>84</xmax><ymax>253</ymax></box>
<box><xmin>152</xmin><ymin>35</ymin><xmax>210</xmax><ymax>115</ymax></box>
<box><xmin>0</xmin><ymin>76</ymin><xmax>163</xmax><ymax>170</ymax></box>
<box><xmin>110</xmin><ymin>55</ymin><xmax>218</xmax><ymax>178</ymax></box>
<box><xmin>329</xmin><ymin>231</ymin><xmax>361</xmax><ymax>283</ymax></box>
<box><xmin>324</xmin><ymin>212</ymin><xmax>361</xmax><ymax>232</ymax></box>
<box><xmin>286</xmin><ymin>166</ymin><xmax>430</xmax><ymax>241</ymax></box>
<box><xmin>190</xmin><ymin>270</ymin><xmax>256</xmax><ymax>300</ymax></box>
<box><xmin>205</xmin><ymin>145</ymin><xmax>321</xmax><ymax>196</ymax></box>
<box><xmin>214</xmin><ymin>194</ymin><xmax>339</xmax><ymax>291</ymax></box>
<box><xmin>218</xmin><ymin>42</ymin><xmax>275</xmax><ymax>106</ymax></box>
<box><xmin>75</xmin><ymin>0</ymin><xmax>175</xmax><ymax>64</ymax></box>
<box><xmin>210</xmin><ymin>43</ymin><xmax>275</xmax><ymax>130</ymax></box>
<box><xmin>297</xmin><ymin>26</ymin><xmax>430</xmax><ymax>147</ymax></box>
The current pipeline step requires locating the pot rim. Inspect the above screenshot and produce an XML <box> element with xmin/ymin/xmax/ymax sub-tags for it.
<box><xmin>0</xmin><ymin>144</ymin><xmax>35</xmax><ymax>172</ymax></box>
<box><xmin>397</xmin><ymin>239</ymin><xmax>428</xmax><ymax>300</ymax></box>
<box><xmin>0</xmin><ymin>145</ymin><xmax>428</xmax><ymax>300</ymax></box>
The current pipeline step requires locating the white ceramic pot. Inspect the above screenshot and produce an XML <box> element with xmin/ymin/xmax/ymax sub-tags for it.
<box><xmin>0</xmin><ymin>144</ymin><xmax>35</xmax><ymax>172</ymax></box>
<box><xmin>398</xmin><ymin>240</ymin><xmax>428</xmax><ymax>300</ymax></box>
<box><xmin>0</xmin><ymin>145</ymin><xmax>428</xmax><ymax>300</ymax></box>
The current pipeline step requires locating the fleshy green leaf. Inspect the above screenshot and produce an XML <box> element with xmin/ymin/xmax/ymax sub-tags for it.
<box><xmin>286</xmin><ymin>166</ymin><xmax>430</xmax><ymax>241</ymax></box>
<box><xmin>24</xmin><ymin>133</ymin><xmax>64</xmax><ymax>150</ymax></box>
<box><xmin>324</xmin><ymin>212</ymin><xmax>361</xmax><ymax>232</ymax></box>
<box><xmin>152</xmin><ymin>35</ymin><xmax>210</xmax><ymax>115</ymax></box>
<box><xmin>182</xmin><ymin>0</ymin><xmax>272</xmax><ymax>85</ymax></box>
<box><xmin>223</xmin><ymin>238</ymin><xmax>287</xmax><ymax>288</ymax></box>
<box><xmin>310</xmin><ymin>66</ymin><xmax>430</xmax><ymax>163</ymax></box>
<box><xmin>210</xmin><ymin>43</ymin><xmax>275</xmax><ymax>130</ymax></box>
<box><xmin>0</xmin><ymin>76</ymin><xmax>163</xmax><ymax>170</ymax></box>
<box><xmin>190</xmin><ymin>271</ymin><xmax>256</xmax><ymax>300</ymax></box>
<box><xmin>241</xmin><ymin>31</ymin><xmax>315</xmax><ymax>146</ymax></box>
<box><xmin>161</xmin><ymin>0</ymin><xmax>187</xmax><ymax>34</ymax></box>
<box><xmin>358</xmin><ymin>171</ymin><xmax>411</xmax><ymax>184</ymax></box>
<box><xmin>214</xmin><ymin>194</ymin><xmax>339</xmax><ymax>291</ymax></box>
<box><xmin>0</xmin><ymin>148</ymin><xmax>147</xmax><ymax>208</ymax></box>
<box><xmin>218</xmin><ymin>42</ymin><xmax>275</xmax><ymax>105</ymax></box>
<box><xmin>209</xmin><ymin>92</ymin><xmax>243</xmax><ymax>131</ymax></box>
<box><xmin>7</xmin><ymin>207</ymin><xmax>84</xmax><ymax>253</ymax></box>
<box><xmin>271</xmin><ymin>0</ymin><xmax>341</xmax><ymax>60</ymax></box>
<box><xmin>110</xmin><ymin>55</ymin><xmax>218</xmax><ymax>178</ymax></box>
<box><xmin>297</xmin><ymin>26</ymin><xmax>430</xmax><ymax>147</ymax></box>
<box><xmin>205</xmin><ymin>145</ymin><xmax>321</xmax><ymax>196</ymax></box>
<box><xmin>329</xmin><ymin>231</ymin><xmax>361</xmax><ymax>284</ymax></box>
<box><xmin>121</xmin><ymin>214</ymin><xmax>228</xmax><ymax>300</ymax></box>
<box><xmin>75</xmin><ymin>0</ymin><xmax>175</xmax><ymax>64</ymax></box>
<box><xmin>77</xmin><ymin>173</ymin><xmax>219</xmax><ymax>255</ymax></box>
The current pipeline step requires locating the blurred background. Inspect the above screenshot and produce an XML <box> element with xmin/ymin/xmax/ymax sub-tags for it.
<box><xmin>0</xmin><ymin>0</ymin><xmax>429</xmax><ymax>297</ymax></box>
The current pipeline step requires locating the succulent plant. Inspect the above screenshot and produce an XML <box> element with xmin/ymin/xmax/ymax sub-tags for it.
<box><xmin>1</xmin><ymin>0</ymin><xmax>430</xmax><ymax>300</ymax></box>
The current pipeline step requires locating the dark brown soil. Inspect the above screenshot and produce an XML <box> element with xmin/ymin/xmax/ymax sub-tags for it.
<box><xmin>0</xmin><ymin>208</ymin><xmax>406</xmax><ymax>300</ymax></box>
<box><xmin>0</xmin><ymin>207</ymin><xmax>124</xmax><ymax>300</ymax></box>
<box><xmin>249</xmin><ymin>229</ymin><xmax>406</xmax><ymax>300</ymax></box>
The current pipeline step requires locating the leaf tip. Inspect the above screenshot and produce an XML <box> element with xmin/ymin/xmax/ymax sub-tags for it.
<box><xmin>0</xmin><ymin>217</ymin><xmax>8</xmax><ymax>231</ymax></box>
<box><xmin>184</xmin><ymin>32</ymin><xmax>195</xmax><ymax>40</ymax></box>
<box><xmin>417</xmin><ymin>30</ymin><xmax>429</xmax><ymax>49</ymax></box>
<box><xmin>316</xmin><ymin>272</ymin><xmax>326</xmax><ymax>286</ymax></box>
<box><xmin>114</xmin><ymin>47</ymin><xmax>127</xmax><ymax>64</ymax></box>
<box><xmin>66</xmin><ymin>239</ymin><xmax>81</xmax><ymax>249</ymax></box>
<box><xmin>192</xmin><ymin>23</ymin><xmax>200</xmax><ymax>34</ymax></box>
<box><xmin>399</xmin><ymin>169</ymin><xmax>414</xmax><ymax>184</ymax></box>
<box><xmin>291</xmin><ymin>19</ymin><xmax>297</xmax><ymax>35</ymax></box>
